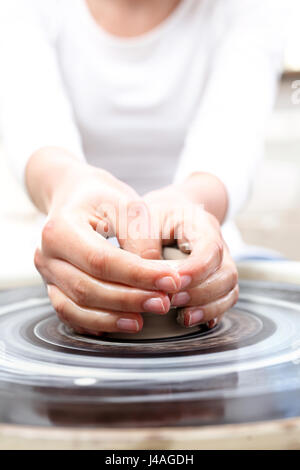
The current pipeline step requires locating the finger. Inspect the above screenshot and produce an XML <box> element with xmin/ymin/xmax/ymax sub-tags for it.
<box><xmin>207</xmin><ymin>317</ymin><xmax>218</xmax><ymax>329</ymax></box>
<box><xmin>36</xmin><ymin>252</ymin><xmax>170</xmax><ymax>314</ymax></box>
<box><xmin>215</xmin><ymin>312</ymin><xmax>225</xmax><ymax>326</ymax></box>
<box><xmin>205</xmin><ymin>314</ymin><xmax>224</xmax><ymax>331</ymax></box>
<box><xmin>47</xmin><ymin>285</ymin><xmax>144</xmax><ymax>334</ymax></box>
<box><xmin>171</xmin><ymin>251</ymin><xmax>238</xmax><ymax>307</ymax></box>
<box><xmin>176</xmin><ymin>285</ymin><xmax>239</xmax><ymax>328</ymax></box>
<box><xmin>58</xmin><ymin>322</ymin><xmax>104</xmax><ymax>337</ymax></box>
<box><xmin>118</xmin><ymin>200</ymin><xmax>162</xmax><ymax>260</ymax></box>
<box><xmin>173</xmin><ymin>211</ymin><xmax>224</xmax><ymax>289</ymax></box>
<box><xmin>41</xmin><ymin>217</ymin><xmax>181</xmax><ymax>292</ymax></box>
<box><xmin>74</xmin><ymin>328</ymin><xmax>104</xmax><ymax>337</ymax></box>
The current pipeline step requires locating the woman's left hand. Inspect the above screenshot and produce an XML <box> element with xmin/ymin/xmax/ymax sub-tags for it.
<box><xmin>139</xmin><ymin>184</ymin><xmax>239</xmax><ymax>328</ymax></box>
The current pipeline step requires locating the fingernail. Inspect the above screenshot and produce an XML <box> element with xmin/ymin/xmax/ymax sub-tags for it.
<box><xmin>117</xmin><ymin>318</ymin><xmax>140</xmax><ymax>332</ymax></box>
<box><xmin>143</xmin><ymin>297</ymin><xmax>167</xmax><ymax>314</ymax></box>
<box><xmin>186</xmin><ymin>309</ymin><xmax>204</xmax><ymax>327</ymax></box>
<box><xmin>208</xmin><ymin>318</ymin><xmax>218</xmax><ymax>329</ymax></box>
<box><xmin>179</xmin><ymin>242</ymin><xmax>191</xmax><ymax>254</ymax></box>
<box><xmin>171</xmin><ymin>291</ymin><xmax>190</xmax><ymax>307</ymax></box>
<box><xmin>156</xmin><ymin>276</ymin><xmax>178</xmax><ymax>292</ymax></box>
<box><xmin>180</xmin><ymin>275</ymin><xmax>192</xmax><ymax>289</ymax></box>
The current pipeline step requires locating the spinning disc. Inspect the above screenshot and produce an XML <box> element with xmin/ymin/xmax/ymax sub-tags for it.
<box><xmin>0</xmin><ymin>281</ymin><xmax>300</xmax><ymax>428</ymax></box>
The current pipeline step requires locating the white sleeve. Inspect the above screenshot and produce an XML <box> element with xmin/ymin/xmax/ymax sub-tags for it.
<box><xmin>0</xmin><ymin>0</ymin><xmax>85</xmax><ymax>188</ymax></box>
<box><xmin>174</xmin><ymin>0</ymin><xmax>290</xmax><ymax>220</ymax></box>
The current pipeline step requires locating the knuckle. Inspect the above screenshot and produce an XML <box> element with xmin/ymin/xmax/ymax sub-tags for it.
<box><xmin>200</xmin><ymin>241</ymin><xmax>223</xmax><ymax>276</ymax></box>
<box><xmin>41</xmin><ymin>219</ymin><xmax>58</xmax><ymax>247</ymax></box>
<box><xmin>87</xmin><ymin>250</ymin><xmax>107</xmax><ymax>276</ymax></box>
<box><xmin>117</xmin><ymin>291</ymin><xmax>141</xmax><ymax>312</ymax></box>
<box><xmin>53</xmin><ymin>298</ymin><xmax>68</xmax><ymax>321</ymax></box>
<box><xmin>234</xmin><ymin>284</ymin><xmax>240</xmax><ymax>300</ymax></box>
<box><xmin>34</xmin><ymin>248</ymin><xmax>43</xmax><ymax>271</ymax></box>
<box><xmin>231</xmin><ymin>268</ymin><xmax>239</xmax><ymax>287</ymax></box>
<box><xmin>72</xmin><ymin>278</ymin><xmax>88</xmax><ymax>306</ymax></box>
<box><xmin>214</xmin><ymin>240</ymin><xmax>224</xmax><ymax>265</ymax></box>
<box><xmin>231</xmin><ymin>285</ymin><xmax>239</xmax><ymax>307</ymax></box>
<box><xmin>118</xmin><ymin>295</ymin><xmax>131</xmax><ymax>312</ymax></box>
<box><xmin>223</xmin><ymin>265</ymin><xmax>238</xmax><ymax>289</ymax></box>
<box><xmin>129</xmin><ymin>263</ymin><xmax>142</xmax><ymax>286</ymax></box>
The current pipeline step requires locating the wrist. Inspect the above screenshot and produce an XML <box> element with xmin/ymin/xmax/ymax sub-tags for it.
<box><xmin>25</xmin><ymin>146</ymin><xmax>87</xmax><ymax>214</ymax></box>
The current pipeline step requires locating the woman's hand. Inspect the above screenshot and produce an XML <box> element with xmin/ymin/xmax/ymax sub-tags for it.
<box><xmin>28</xmin><ymin>148</ymin><xmax>182</xmax><ymax>335</ymax></box>
<box><xmin>142</xmin><ymin>177</ymin><xmax>239</xmax><ymax>328</ymax></box>
<box><xmin>173</xmin><ymin>245</ymin><xmax>239</xmax><ymax>329</ymax></box>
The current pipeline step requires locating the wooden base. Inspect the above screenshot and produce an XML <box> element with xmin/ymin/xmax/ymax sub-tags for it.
<box><xmin>1</xmin><ymin>417</ymin><xmax>300</xmax><ymax>450</ymax></box>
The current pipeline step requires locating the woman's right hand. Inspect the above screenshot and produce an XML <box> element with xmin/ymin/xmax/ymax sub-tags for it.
<box><xmin>28</xmin><ymin>148</ymin><xmax>181</xmax><ymax>336</ymax></box>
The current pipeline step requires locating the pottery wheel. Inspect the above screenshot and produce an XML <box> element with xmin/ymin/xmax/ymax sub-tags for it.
<box><xmin>0</xmin><ymin>280</ymin><xmax>300</xmax><ymax>428</ymax></box>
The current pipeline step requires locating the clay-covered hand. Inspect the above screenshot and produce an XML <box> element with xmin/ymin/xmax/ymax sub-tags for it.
<box><xmin>30</xmin><ymin>150</ymin><xmax>182</xmax><ymax>336</ymax></box>
<box><xmin>142</xmin><ymin>183</ymin><xmax>239</xmax><ymax>328</ymax></box>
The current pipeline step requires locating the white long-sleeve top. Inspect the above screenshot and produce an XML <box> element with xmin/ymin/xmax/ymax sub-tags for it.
<box><xmin>0</xmin><ymin>0</ymin><xmax>289</xmax><ymax>257</ymax></box>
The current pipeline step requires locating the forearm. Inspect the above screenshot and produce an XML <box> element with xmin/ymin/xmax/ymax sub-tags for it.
<box><xmin>25</xmin><ymin>147</ymin><xmax>87</xmax><ymax>214</ymax></box>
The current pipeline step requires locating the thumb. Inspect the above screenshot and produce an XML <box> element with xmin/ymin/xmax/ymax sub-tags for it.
<box><xmin>117</xmin><ymin>199</ymin><xmax>162</xmax><ymax>260</ymax></box>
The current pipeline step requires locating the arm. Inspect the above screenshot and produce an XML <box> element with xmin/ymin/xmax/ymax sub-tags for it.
<box><xmin>174</xmin><ymin>0</ymin><xmax>289</xmax><ymax>221</ymax></box>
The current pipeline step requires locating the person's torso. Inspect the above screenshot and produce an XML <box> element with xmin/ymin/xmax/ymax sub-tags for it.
<box><xmin>51</xmin><ymin>0</ymin><xmax>226</xmax><ymax>193</ymax></box>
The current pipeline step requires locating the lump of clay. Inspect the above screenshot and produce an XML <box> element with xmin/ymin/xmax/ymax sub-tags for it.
<box><xmin>107</xmin><ymin>247</ymin><xmax>200</xmax><ymax>341</ymax></box>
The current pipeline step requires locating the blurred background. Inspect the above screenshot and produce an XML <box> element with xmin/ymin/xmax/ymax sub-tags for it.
<box><xmin>237</xmin><ymin>11</ymin><xmax>300</xmax><ymax>262</ymax></box>
<box><xmin>0</xmin><ymin>7</ymin><xmax>300</xmax><ymax>287</ymax></box>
